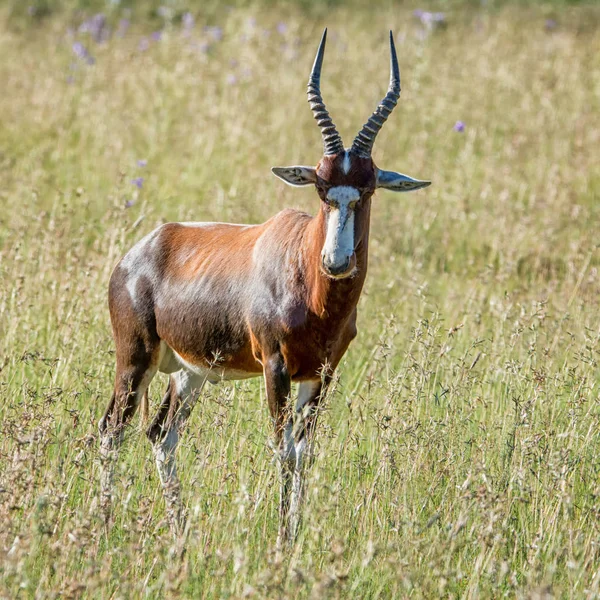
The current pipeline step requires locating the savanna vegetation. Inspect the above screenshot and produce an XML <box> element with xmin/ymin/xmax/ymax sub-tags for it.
<box><xmin>1</xmin><ymin>0</ymin><xmax>600</xmax><ymax>597</ymax></box>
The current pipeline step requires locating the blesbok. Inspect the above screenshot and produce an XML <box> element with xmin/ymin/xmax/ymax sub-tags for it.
<box><xmin>99</xmin><ymin>29</ymin><xmax>430</xmax><ymax>544</ymax></box>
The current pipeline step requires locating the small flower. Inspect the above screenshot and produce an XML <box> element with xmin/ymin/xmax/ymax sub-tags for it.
<box><xmin>414</xmin><ymin>10</ymin><xmax>446</xmax><ymax>29</ymax></box>
<box><xmin>79</xmin><ymin>13</ymin><xmax>109</xmax><ymax>43</ymax></box>
<box><xmin>545</xmin><ymin>19</ymin><xmax>558</xmax><ymax>31</ymax></box>
<box><xmin>276</xmin><ymin>22</ymin><xmax>287</xmax><ymax>35</ymax></box>
<box><xmin>125</xmin><ymin>199</ymin><xmax>135</xmax><ymax>208</ymax></box>
<box><xmin>182</xmin><ymin>12</ymin><xmax>194</xmax><ymax>31</ymax></box>
<box><xmin>137</xmin><ymin>159</ymin><xmax>147</xmax><ymax>167</ymax></box>
<box><xmin>72</xmin><ymin>42</ymin><xmax>89</xmax><ymax>59</ymax></box>
<box><xmin>453</xmin><ymin>121</ymin><xmax>465</xmax><ymax>133</ymax></box>
<box><xmin>151</xmin><ymin>31</ymin><xmax>162</xmax><ymax>42</ymax></box>
<box><xmin>72</xmin><ymin>42</ymin><xmax>96</xmax><ymax>64</ymax></box>
<box><xmin>138</xmin><ymin>37</ymin><xmax>150</xmax><ymax>51</ymax></box>
<box><xmin>131</xmin><ymin>177</ymin><xmax>144</xmax><ymax>189</ymax></box>
<box><xmin>117</xmin><ymin>19</ymin><xmax>130</xmax><ymax>38</ymax></box>
<box><xmin>226</xmin><ymin>74</ymin><xmax>238</xmax><ymax>85</ymax></box>
<box><xmin>204</xmin><ymin>25</ymin><xmax>223</xmax><ymax>41</ymax></box>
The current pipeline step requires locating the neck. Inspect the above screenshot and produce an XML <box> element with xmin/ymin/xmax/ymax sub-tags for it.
<box><xmin>303</xmin><ymin>200</ymin><xmax>371</xmax><ymax>318</ymax></box>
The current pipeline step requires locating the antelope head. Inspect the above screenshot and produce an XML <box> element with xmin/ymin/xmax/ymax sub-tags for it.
<box><xmin>272</xmin><ymin>29</ymin><xmax>431</xmax><ymax>279</ymax></box>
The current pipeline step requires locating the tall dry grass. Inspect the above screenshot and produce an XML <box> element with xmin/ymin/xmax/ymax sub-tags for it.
<box><xmin>1</xmin><ymin>2</ymin><xmax>599</xmax><ymax>598</ymax></box>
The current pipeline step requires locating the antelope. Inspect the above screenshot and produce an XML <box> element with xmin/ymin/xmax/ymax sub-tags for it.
<box><xmin>99</xmin><ymin>29</ymin><xmax>430</xmax><ymax>544</ymax></box>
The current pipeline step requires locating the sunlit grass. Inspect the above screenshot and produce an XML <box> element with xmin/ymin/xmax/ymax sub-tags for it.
<box><xmin>1</xmin><ymin>2</ymin><xmax>600</xmax><ymax>598</ymax></box>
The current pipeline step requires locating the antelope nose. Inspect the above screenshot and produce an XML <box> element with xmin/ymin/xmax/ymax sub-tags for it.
<box><xmin>322</xmin><ymin>255</ymin><xmax>351</xmax><ymax>277</ymax></box>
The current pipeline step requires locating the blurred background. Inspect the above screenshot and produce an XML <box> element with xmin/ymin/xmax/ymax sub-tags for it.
<box><xmin>1</xmin><ymin>0</ymin><xmax>600</xmax><ymax>598</ymax></box>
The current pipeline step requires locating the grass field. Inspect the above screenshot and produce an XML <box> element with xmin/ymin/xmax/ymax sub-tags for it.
<box><xmin>1</xmin><ymin>1</ymin><xmax>600</xmax><ymax>598</ymax></box>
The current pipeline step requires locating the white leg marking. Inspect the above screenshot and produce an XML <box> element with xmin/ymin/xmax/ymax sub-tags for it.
<box><xmin>154</xmin><ymin>427</ymin><xmax>179</xmax><ymax>488</ymax></box>
<box><xmin>296</xmin><ymin>380</ymin><xmax>321</xmax><ymax>413</ymax></box>
<box><xmin>288</xmin><ymin>380</ymin><xmax>321</xmax><ymax>540</ymax></box>
<box><xmin>289</xmin><ymin>436</ymin><xmax>307</xmax><ymax>533</ymax></box>
<box><xmin>152</xmin><ymin>369</ymin><xmax>206</xmax><ymax>534</ymax></box>
<box><xmin>99</xmin><ymin>364</ymin><xmax>158</xmax><ymax>520</ymax></box>
<box><xmin>99</xmin><ymin>430</ymin><xmax>122</xmax><ymax>519</ymax></box>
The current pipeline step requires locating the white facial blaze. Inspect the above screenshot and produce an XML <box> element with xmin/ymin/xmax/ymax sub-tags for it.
<box><xmin>322</xmin><ymin>186</ymin><xmax>360</xmax><ymax>274</ymax></box>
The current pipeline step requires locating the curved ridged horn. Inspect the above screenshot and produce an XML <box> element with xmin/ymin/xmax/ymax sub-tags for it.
<box><xmin>307</xmin><ymin>29</ymin><xmax>344</xmax><ymax>156</ymax></box>
<box><xmin>351</xmin><ymin>31</ymin><xmax>400</xmax><ymax>158</ymax></box>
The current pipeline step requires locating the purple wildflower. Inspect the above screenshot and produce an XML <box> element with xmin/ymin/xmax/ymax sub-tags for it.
<box><xmin>137</xmin><ymin>159</ymin><xmax>147</xmax><ymax>167</ymax></box>
<box><xmin>125</xmin><ymin>199</ymin><xmax>135</xmax><ymax>208</ymax></box>
<box><xmin>453</xmin><ymin>121</ymin><xmax>465</xmax><ymax>133</ymax></box>
<box><xmin>117</xmin><ymin>19</ymin><xmax>130</xmax><ymax>38</ymax></box>
<box><xmin>151</xmin><ymin>31</ymin><xmax>162</xmax><ymax>42</ymax></box>
<box><xmin>93</xmin><ymin>14</ymin><xmax>108</xmax><ymax>42</ymax></box>
<box><xmin>138</xmin><ymin>37</ymin><xmax>150</xmax><ymax>52</ymax></box>
<box><xmin>277</xmin><ymin>22</ymin><xmax>287</xmax><ymax>35</ymax></box>
<box><xmin>204</xmin><ymin>25</ymin><xmax>223</xmax><ymax>41</ymax></box>
<box><xmin>72</xmin><ymin>42</ymin><xmax>95</xmax><ymax>64</ymax></box>
<box><xmin>131</xmin><ymin>177</ymin><xmax>144</xmax><ymax>189</ymax></box>
<box><xmin>80</xmin><ymin>13</ymin><xmax>109</xmax><ymax>43</ymax></box>
<box><xmin>182</xmin><ymin>12</ymin><xmax>194</xmax><ymax>31</ymax></box>
<box><xmin>545</xmin><ymin>19</ymin><xmax>558</xmax><ymax>31</ymax></box>
<box><xmin>72</xmin><ymin>42</ymin><xmax>89</xmax><ymax>59</ymax></box>
<box><xmin>226</xmin><ymin>74</ymin><xmax>238</xmax><ymax>85</ymax></box>
<box><xmin>414</xmin><ymin>10</ymin><xmax>446</xmax><ymax>29</ymax></box>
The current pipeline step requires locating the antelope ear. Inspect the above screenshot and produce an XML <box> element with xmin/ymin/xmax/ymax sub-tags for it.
<box><xmin>271</xmin><ymin>166</ymin><xmax>317</xmax><ymax>187</ymax></box>
<box><xmin>376</xmin><ymin>169</ymin><xmax>431</xmax><ymax>192</ymax></box>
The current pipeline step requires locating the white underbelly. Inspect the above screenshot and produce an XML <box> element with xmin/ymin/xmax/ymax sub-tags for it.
<box><xmin>157</xmin><ymin>341</ymin><xmax>258</xmax><ymax>384</ymax></box>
